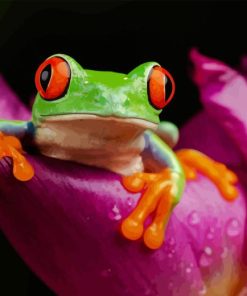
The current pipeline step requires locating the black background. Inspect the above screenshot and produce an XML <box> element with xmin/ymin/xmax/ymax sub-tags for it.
<box><xmin>0</xmin><ymin>0</ymin><xmax>247</xmax><ymax>294</ymax></box>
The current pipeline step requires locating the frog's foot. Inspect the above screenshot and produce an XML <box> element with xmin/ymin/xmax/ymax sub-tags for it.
<box><xmin>0</xmin><ymin>132</ymin><xmax>34</xmax><ymax>181</ymax></box>
<box><xmin>121</xmin><ymin>169</ymin><xmax>182</xmax><ymax>249</ymax></box>
<box><xmin>176</xmin><ymin>149</ymin><xmax>238</xmax><ymax>201</ymax></box>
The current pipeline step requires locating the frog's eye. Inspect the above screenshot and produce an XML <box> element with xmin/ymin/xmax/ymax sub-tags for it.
<box><xmin>148</xmin><ymin>65</ymin><xmax>175</xmax><ymax>109</ymax></box>
<box><xmin>35</xmin><ymin>56</ymin><xmax>71</xmax><ymax>100</ymax></box>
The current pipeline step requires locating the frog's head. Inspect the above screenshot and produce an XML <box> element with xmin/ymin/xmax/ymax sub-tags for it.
<box><xmin>32</xmin><ymin>54</ymin><xmax>175</xmax><ymax>129</ymax></box>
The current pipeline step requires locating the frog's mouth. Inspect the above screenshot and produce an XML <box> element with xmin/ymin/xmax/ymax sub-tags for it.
<box><xmin>39</xmin><ymin>113</ymin><xmax>158</xmax><ymax>141</ymax></box>
<box><xmin>37</xmin><ymin>113</ymin><xmax>158</xmax><ymax>149</ymax></box>
<box><xmin>41</xmin><ymin>113</ymin><xmax>157</xmax><ymax>126</ymax></box>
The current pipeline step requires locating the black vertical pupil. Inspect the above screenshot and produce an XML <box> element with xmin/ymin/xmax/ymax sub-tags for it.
<box><xmin>40</xmin><ymin>64</ymin><xmax>51</xmax><ymax>91</ymax></box>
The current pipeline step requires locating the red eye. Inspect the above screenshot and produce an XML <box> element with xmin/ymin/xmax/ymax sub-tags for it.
<box><xmin>35</xmin><ymin>56</ymin><xmax>70</xmax><ymax>100</ymax></box>
<box><xmin>148</xmin><ymin>65</ymin><xmax>175</xmax><ymax>109</ymax></box>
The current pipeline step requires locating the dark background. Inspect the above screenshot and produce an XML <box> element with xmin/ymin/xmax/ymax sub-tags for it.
<box><xmin>0</xmin><ymin>0</ymin><xmax>247</xmax><ymax>294</ymax></box>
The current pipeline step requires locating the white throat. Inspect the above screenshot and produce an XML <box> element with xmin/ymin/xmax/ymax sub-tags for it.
<box><xmin>35</xmin><ymin>114</ymin><xmax>157</xmax><ymax>175</ymax></box>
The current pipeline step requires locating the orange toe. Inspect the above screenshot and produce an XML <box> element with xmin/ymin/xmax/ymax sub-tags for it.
<box><xmin>143</xmin><ymin>224</ymin><xmax>164</xmax><ymax>250</ymax></box>
<box><xmin>0</xmin><ymin>133</ymin><xmax>34</xmax><ymax>181</ymax></box>
<box><xmin>122</xmin><ymin>175</ymin><xmax>146</xmax><ymax>192</ymax></box>
<box><xmin>121</xmin><ymin>217</ymin><xmax>144</xmax><ymax>240</ymax></box>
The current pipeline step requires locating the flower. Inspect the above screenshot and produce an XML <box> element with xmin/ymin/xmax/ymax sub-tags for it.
<box><xmin>0</xmin><ymin>51</ymin><xmax>246</xmax><ymax>295</ymax></box>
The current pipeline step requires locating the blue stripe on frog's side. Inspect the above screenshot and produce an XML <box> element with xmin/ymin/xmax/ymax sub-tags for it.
<box><xmin>144</xmin><ymin>130</ymin><xmax>182</xmax><ymax>173</ymax></box>
<box><xmin>143</xmin><ymin>130</ymin><xmax>185</xmax><ymax>204</ymax></box>
<box><xmin>0</xmin><ymin>120</ymin><xmax>35</xmax><ymax>139</ymax></box>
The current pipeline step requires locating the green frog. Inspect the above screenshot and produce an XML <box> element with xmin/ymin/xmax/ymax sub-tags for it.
<box><xmin>0</xmin><ymin>54</ymin><xmax>238</xmax><ymax>249</ymax></box>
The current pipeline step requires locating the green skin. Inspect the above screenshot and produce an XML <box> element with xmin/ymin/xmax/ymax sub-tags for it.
<box><xmin>0</xmin><ymin>54</ymin><xmax>185</xmax><ymax>205</ymax></box>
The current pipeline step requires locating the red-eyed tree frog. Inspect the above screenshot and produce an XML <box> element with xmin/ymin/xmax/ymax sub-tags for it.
<box><xmin>0</xmin><ymin>54</ymin><xmax>238</xmax><ymax>249</ymax></box>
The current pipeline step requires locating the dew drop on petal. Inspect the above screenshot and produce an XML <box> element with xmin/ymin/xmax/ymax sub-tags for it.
<box><xmin>101</xmin><ymin>268</ymin><xmax>112</xmax><ymax>278</ymax></box>
<box><xmin>204</xmin><ymin>246</ymin><xmax>213</xmax><ymax>256</ymax></box>
<box><xmin>168</xmin><ymin>237</ymin><xmax>175</xmax><ymax>246</ymax></box>
<box><xmin>112</xmin><ymin>204</ymin><xmax>120</xmax><ymax>214</ymax></box>
<box><xmin>226</xmin><ymin>218</ymin><xmax>241</xmax><ymax>237</ymax></box>
<box><xmin>186</xmin><ymin>267</ymin><xmax>192</xmax><ymax>274</ymax></box>
<box><xmin>207</xmin><ymin>232</ymin><xmax>214</xmax><ymax>240</ymax></box>
<box><xmin>114</xmin><ymin>214</ymin><xmax>122</xmax><ymax>221</ymax></box>
<box><xmin>109</xmin><ymin>205</ymin><xmax>122</xmax><ymax>220</ymax></box>
<box><xmin>188</xmin><ymin>211</ymin><xmax>200</xmax><ymax>226</ymax></box>
<box><xmin>209</xmin><ymin>226</ymin><xmax>215</xmax><ymax>233</ymax></box>
<box><xmin>199</xmin><ymin>253</ymin><xmax>213</xmax><ymax>267</ymax></box>
<box><xmin>126</xmin><ymin>197</ymin><xmax>133</xmax><ymax>207</ymax></box>
<box><xmin>221</xmin><ymin>247</ymin><xmax>228</xmax><ymax>259</ymax></box>
<box><xmin>144</xmin><ymin>289</ymin><xmax>152</xmax><ymax>296</ymax></box>
<box><xmin>206</xmin><ymin>226</ymin><xmax>215</xmax><ymax>240</ymax></box>
<box><xmin>168</xmin><ymin>281</ymin><xmax>174</xmax><ymax>290</ymax></box>
<box><xmin>198</xmin><ymin>284</ymin><xmax>207</xmax><ymax>295</ymax></box>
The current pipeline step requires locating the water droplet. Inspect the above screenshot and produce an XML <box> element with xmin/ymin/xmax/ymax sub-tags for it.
<box><xmin>226</xmin><ymin>218</ymin><xmax>241</xmax><ymax>237</ymax></box>
<box><xmin>209</xmin><ymin>226</ymin><xmax>215</xmax><ymax>233</ymax></box>
<box><xmin>144</xmin><ymin>289</ymin><xmax>152</xmax><ymax>296</ymax></box>
<box><xmin>114</xmin><ymin>214</ymin><xmax>122</xmax><ymax>221</ymax></box>
<box><xmin>206</xmin><ymin>226</ymin><xmax>215</xmax><ymax>240</ymax></box>
<box><xmin>207</xmin><ymin>232</ymin><xmax>214</xmax><ymax>240</ymax></box>
<box><xmin>109</xmin><ymin>205</ymin><xmax>122</xmax><ymax>220</ymax></box>
<box><xmin>199</xmin><ymin>253</ymin><xmax>213</xmax><ymax>267</ymax></box>
<box><xmin>126</xmin><ymin>197</ymin><xmax>133</xmax><ymax>207</ymax></box>
<box><xmin>204</xmin><ymin>246</ymin><xmax>213</xmax><ymax>256</ymax></box>
<box><xmin>188</xmin><ymin>211</ymin><xmax>200</xmax><ymax>226</ymax></box>
<box><xmin>168</xmin><ymin>281</ymin><xmax>174</xmax><ymax>290</ymax></box>
<box><xmin>168</xmin><ymin>237</ymin><xmax>175</xmax><ymax>246</ymax></box>
<box><xmin>101</xmin><ymin>268</ymin><xmax>112</xmax><ymax>277</ymax></box>
<box><xmin>112</xmin><ymin>204</ymin><xmax>120</xmax><ymax>214</ymax></box>
<box><xmin>221</xmin><ymin>247</ymin><xmax>228</xmax><ymax>259</ymax></box>
<box><xmin>186</xmin><ymin>267</ymin><xmax>192</xmax><ymax>274</ymax></box>
<box><xmin>198</xmin><ymin>285</ymin><xmax>207</xmax><ymax>295</ymax></box>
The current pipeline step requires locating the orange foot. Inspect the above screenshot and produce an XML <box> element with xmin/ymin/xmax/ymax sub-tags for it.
<box><xmin>176</xmin><ymin>149</ymin><xmax>238</xmax><ymax>201</ymax></box>
<box><xmin>121</xmin><ymin>169</ymin><xmax>183</xmax><ymax>250</ymax></box>
<box><xmin>0</xmin><ymin>132</ymin><xmax>34</xmax><ymax>181</ymax></box>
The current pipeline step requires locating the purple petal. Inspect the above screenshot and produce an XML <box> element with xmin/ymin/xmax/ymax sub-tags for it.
<box><xmin>190</xmin><ymin>49</ymin><xmax>247</xmax><ymax>165</ymax></box>
<box><xmin>0</xmin><ymin>154</ymin><xmax>246</xmax><ymax>296</ymax></box>
<box><xmin>177</xmin><ymin>111</ymin><xmax>241</xmax><ymax>167</ymax></box>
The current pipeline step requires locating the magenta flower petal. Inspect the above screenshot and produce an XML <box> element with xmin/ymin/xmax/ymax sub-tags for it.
<box><xmin>190</xmin><ymin>48</ymin><xmax>247</xmax><ymax>164</ymax></box>
<box><xmin>1</xmin><ymin>154</ymin><xmax>246</xmax><ymax>296</ymax></box>
<box><xmin>0</xmin><ymin>62</ymin><xmax>247</xmax><ymax>296</ymax></box>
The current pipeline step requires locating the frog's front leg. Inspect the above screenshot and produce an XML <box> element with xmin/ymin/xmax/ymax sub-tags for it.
<box><xmin>0</xmin><ymin>120</ymin><xmax>34</xmax><ymax>181</ymax></box>
<box><xmin>176</xmin><ymin>149</ymin><xmax>238</xmax><ymax>201</ymax></box>
<box><xmin>121</xmin><ymin>130</ymin><xmax>185</xmax><ymax>249</ymax></box>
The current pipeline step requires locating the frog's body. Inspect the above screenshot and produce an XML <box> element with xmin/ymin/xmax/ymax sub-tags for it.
<box><xmin>0</xmin><ymin>54</ymin><xmax>238</xmax><ymax>250</ymax></box>
<box><xmin>0</xmin><ymin>54</ymin><xmax>180</xmax><ymax>175</ymax></box>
